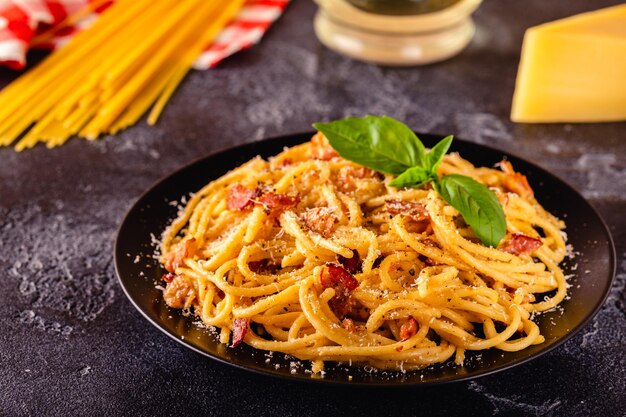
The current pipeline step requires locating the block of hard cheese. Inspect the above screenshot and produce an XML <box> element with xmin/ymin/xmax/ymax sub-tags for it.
<box><xmin>511</xmin><ymin>4</ymin><xmax>626</xmax><ymax>123</ymax></box>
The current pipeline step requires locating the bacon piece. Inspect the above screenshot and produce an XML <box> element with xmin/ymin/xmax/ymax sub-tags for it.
<box><xmin>341</xmin><ymin>318</ymin><xmax>356</xmax><ymax>332</ymax></box>
<box><xmin>320</xmin><ymin>263</ymin><xmax>359</xmax><ymax>318</ymax></box>
<box><xmin>301</xmin><ymin>207</ymin><xmax>338</xmax><ymax>237</ymax></box>
<box><xmin>301</xmin><ymin>171</ymin><xmax>320</xmax><ymax>189</ymax></box>
<box><xmin>162</xmin><ymin>272</ymin><xmax>176</xmax><ymax>283</ymax></box>
<box><xmin>311</xmin><ymin>132</ymin><xmax>338</xmax><ymax>160</ymax></box>
<box><xmin>336</xmin><ymin>166</ymin><xmax>379</xmax><ymax>192</ymax></box>
<box><xmin>384</xmin><ymin>200</ymin><xmax>430</xmax><ymax>222</ymax></box>
<box><xmin>231</xmin><ymin>318</ymin><xmax>249</xmax><ymax>348</ymax></box>
<box><xmin>497</xmin><ymin>192</ymin><xmax>509</xmax><ymax>206</ymax></box>
<box><xmin>248</xmin><ymin>259</ymin><xmax>280</xmax><ymax>274</ymax></box>
<box><xmin>489</xmin><ymin>187</ymin><xmax>510</xmax><ymax>207</ymax></box>
<box><xmin>337</xmin><ymin>249</ymin><xmax>362</xmax><ymax>274</ymax></box>
<box><xmin>400</xmin><ymin>317</ymin><xmax>418</xmax><ymax>341</ymax></box>
<box><xmin>227</xmin><ymin>184</ymin><xmax>299</xmax><ymax>214</ymax></box>
<box><xmin>164</xmin><ymin>238</ymin><xmax>197</xmax><ymax>273</ymax></box>
<box><xmin>500</xmin><ymin>233</ymin><xmax>542</xmax><ymax>255</ymax></box>
<box><xmin>163</xmin><ymin>274</ymin><xmax>195</xmax><ymax>309</ymax></box>
<box><xmin>321</xmin><ymin>263</ymin><xmax>359</xmax><ymax>291</ymax></box>
<box><xmin>227</xmin><ymin>184</ymin><xmax>260</xmax><ymax>211</ymax></box>
<box><xmin>258</xmin><ymin>192</ymin><xmax>300</xmax><ymax>212</ymax></box>
<box><xmin>329</xmin><ymin>287</ymin><xmax>353</xmax><ymax>318</ymax></box>
<box><xmin>341</xmin><ymin>317</ymin><xmax>366</xmax><ymax>333</ymax></box>
<box><xmin>500</xmin><ymin>160</ymin><xmax>533</xmax><ymax>198</ymax></box>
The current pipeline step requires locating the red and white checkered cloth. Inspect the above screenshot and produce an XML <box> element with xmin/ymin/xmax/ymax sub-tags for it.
<box><xmin>0</xmin><ymin>0</ymin><xmax>289</xmax><ymax>71</ymax></box>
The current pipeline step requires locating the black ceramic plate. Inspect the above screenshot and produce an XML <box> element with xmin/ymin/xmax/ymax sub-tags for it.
<box><xmin>114</xmin><ymin>132</ymin><xmax>616</xmax><ymax>386</ymax></box>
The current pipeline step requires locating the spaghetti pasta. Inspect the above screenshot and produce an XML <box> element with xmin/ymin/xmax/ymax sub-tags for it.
<box><xmin>159</xmin><ymin>133</ymin><xmax>568</xmax><ymax>372</ymax></box>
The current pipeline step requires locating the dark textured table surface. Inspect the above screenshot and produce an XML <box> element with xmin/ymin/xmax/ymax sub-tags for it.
<box><xmin>1</xmin><ymin>1</ymin><xmax>624</xmax><ymax>416</ymax></box>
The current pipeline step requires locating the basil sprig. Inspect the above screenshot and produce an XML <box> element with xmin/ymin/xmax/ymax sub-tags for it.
<box><xmin>313</xmin><ymin>116</ymin><xmax>506</xmax><ymax>247</ymax></box>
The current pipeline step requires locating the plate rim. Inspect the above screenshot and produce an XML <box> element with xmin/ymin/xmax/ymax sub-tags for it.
<box><xmin>114</xmin><ymin>131</ymin><xmax>617</xmax><ymax>387</ymax></box>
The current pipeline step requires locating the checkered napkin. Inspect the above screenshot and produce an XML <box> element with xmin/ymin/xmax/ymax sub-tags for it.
<box><xmin>0</xmin><ymin>0</ymin><xmax>289</xmax><ymax>70</ymax></box>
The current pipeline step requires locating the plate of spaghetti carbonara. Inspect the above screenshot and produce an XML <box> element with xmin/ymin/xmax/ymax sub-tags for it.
<box><xmin>115</xmin><ymin>123</ymin><xmax>614</xmax><ymax>385</ymax></box>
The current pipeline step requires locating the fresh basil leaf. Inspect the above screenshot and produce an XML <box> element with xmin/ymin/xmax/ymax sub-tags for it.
<box><xmin>388</xmin><ymin>166</ymin><xmax>433</xmax><ymax>188</ymax></box>
<box><xmin>434</xmin><ymin>174</ymin><xmax>506</xmax><ymax>247</ymax></box>
<box><xmin>313</xmin><ymin>115</ymin><xmax>426</xmax><ymax>175</ymax></box>
<box><xmin>424</xmin><ymin>135</ymin><xmax>453</xmax><ymax>174</ymax></box>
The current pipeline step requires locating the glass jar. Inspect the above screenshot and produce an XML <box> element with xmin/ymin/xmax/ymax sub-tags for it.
<box><xmin>314</xmin><ymin>0</ymin><xmax>482</xmax><ymax>65</ymax></box>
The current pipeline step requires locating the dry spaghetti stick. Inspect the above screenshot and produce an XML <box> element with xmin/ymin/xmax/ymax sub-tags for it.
<box><xmin>15</xmin><ymin>0</ymin><xmax>211</xmax><ymax>146</ymax></box>
<box><xmin>109</xmin><ymin>62</ymin><xmax>182</xmax><ymax>134</ymax></box>
<box><xmin>145</xmin><ymin>63</ymin><xmax>189</xmax><ymax>126</ymax></box>
<box><xmin>54</xmin><ymin>0</ymin><xmax>182</xmax><ymax>121</ymax></box>
<box><xmin>1</xmin><ymin>3</ymin><xmax>150</xmax><ymax>146</ymax></box>
<box><xmin>6</xmin><ymin>0</ymin><xmax>189</xmax><ymax>149</ymax></box>
<box><xmin>0</xmin><ymin>0</ymin><xmax>147</xmax><ymax>126</ymax></box>
<box><xmin>81</xmin><ymin>0</ymin><xmax>226</xmax><ymax>137</ymax></box>
<box><xmin>99</xmin><ymin>0</ymin><xmax>200</xmax><ymax>93</ymax></box>
<box><xmin>148</xmin><ymin>0</ymin><xmax>247</xmax><ymax>124</ymax></box>
<box><xmin>1</xmin><ymin>0</ymin><xmax>250</xmax><ymax>149</ymax></box>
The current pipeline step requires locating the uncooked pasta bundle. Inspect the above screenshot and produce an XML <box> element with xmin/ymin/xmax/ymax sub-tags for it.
<box><xmin>0</xmin><ymin>0</ymin><xmax>245</xmax><ymax>150</ymax></box>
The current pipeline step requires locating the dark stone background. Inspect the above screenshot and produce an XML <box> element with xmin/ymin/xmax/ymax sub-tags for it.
<box><xmin>0</xmin><ymin>1</ymin><xmax>624</xmax><ymax>416</ymax></box>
